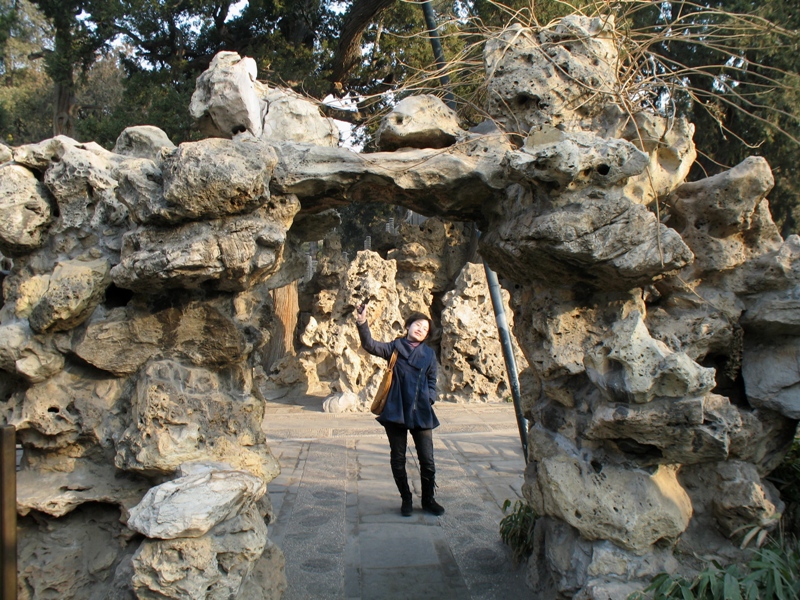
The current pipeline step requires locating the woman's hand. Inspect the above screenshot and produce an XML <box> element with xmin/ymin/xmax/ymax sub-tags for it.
<box><xmin>355</xmin><ymin>303</ymin><xmax>367</xmax><ymax>325</ymax></box>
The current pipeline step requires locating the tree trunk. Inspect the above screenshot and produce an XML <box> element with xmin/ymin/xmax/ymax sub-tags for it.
<box><xmin>263</xmin><ymin>281</ymin><xmax>299</xmax><ymax>371</ymax></box>
<box><xmin>331</xmin><ymin>0</ymin><xmax>396</xmax><ymax>86</ymax></box>
<box><xmin>48</xmin><ymin>7</ymin><xmax>77</xmax><ymax>137</ymax></box>
<box><xmin>53</xmin><ymin>79</ymin><xmax>75</xmax><ymax>137</ymax></box>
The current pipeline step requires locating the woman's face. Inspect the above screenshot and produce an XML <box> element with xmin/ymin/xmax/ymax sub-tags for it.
<box><xmin>407</xmin><ymin>319</ymin><xmax>430</xmax><ymax>342</ymax></box>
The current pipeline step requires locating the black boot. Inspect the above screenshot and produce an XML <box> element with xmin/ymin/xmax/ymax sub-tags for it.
<box><xmin>421</xmin><ymin>476</ymin><xmax>445</xmax><ymax>516</ymax></box>
<box><xmin>401</xmin><ymin>495</ymin><xmax>413</xmax><ymax>517</ymax></box>
<box><xmin>394</xmin><ymin>474</ymin><xmax>413</xmax><ymax>517</ymax></box>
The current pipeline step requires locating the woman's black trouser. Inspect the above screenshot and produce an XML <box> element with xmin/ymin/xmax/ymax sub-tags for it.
<box><xmin>382</xmin><ymin>422</ymin><xmax>436</xmax><ymax>500</ymax></box>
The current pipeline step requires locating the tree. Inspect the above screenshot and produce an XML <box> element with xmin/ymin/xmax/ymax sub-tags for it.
<box><xmin>614</xmin><ymin>0</ymin><xmax>800</xmax><ymax>234</ymax></box>
<box><xmin>0</xmin><ymin>0</ymin><xmax>53</xmax><ymax>144</ymax></box>
<box><xmin>29</xmin><ymin>0</ymin><xmax>117</xmax><ymax>136</ymax></box>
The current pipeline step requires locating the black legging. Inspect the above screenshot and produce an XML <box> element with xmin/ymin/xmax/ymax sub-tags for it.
<box><xmin>383</xmin><ymin>421</ymin><xmax>435</xmax><ymax>488</ymax></box>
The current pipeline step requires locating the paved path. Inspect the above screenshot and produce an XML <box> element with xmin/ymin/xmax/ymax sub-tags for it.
<box><xmin>262</xmin><ymin>400</ymin><xmax>530</xmax><ymax>600</ymax></box>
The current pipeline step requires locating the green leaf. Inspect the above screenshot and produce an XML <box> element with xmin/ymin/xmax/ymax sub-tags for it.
<box><xmin>724</xmin><ymin>572</ymin><xmax>742</xmax><ymax>600</ymax></box>
<box><xmin>680</xmin><ymin>583</ymin><xmax>695</xmax><ymax>600</ymax></box>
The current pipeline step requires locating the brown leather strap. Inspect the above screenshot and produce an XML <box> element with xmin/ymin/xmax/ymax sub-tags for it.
<box><xmin>388</xmin><ymin>350</ymin><xmax>398</xmax><ymax>369</ymax></box>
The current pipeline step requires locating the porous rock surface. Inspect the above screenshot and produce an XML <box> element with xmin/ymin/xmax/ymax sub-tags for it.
<box><xmin>440</xmin><ymin>262</ymin><xmax>528</xmax><ymax>403</ymax></box>
<box><xmin>1</xmin><ymin>16</ymin><xmax>799</xmax><ymax>600</ymax></box>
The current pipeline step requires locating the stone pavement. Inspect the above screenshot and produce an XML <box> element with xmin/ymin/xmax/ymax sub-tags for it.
<box><xmin>262</xmin><ymin>399</ymin><xmax>531</xmax><ymax>600</ymax></box>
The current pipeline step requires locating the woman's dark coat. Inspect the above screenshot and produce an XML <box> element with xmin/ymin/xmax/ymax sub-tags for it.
<box><xmin>357</xmin><ymin>321</ymin><xmax>440</xmax><ymax>430</ymax></box>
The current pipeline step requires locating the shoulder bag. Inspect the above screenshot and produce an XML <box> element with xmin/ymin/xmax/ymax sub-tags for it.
<box><xmin>370</xmin><ymin>350</ymin><xmax>398</xmax><ymax>415</ymax></box>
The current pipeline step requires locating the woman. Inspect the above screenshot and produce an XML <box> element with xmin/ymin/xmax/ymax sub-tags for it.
<box><xmin>355</xmin><ymin>305</ymin><xmax>445</xmax><ymax>517</ymax></box>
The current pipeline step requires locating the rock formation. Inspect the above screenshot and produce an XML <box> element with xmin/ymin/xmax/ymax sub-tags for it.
<box><xmin>440</xmin><ymin>262</ymin><xmax>528</xmax><ymax>403</ymax></box>
<box><xmin>1</xmin><ymin>12</ymin><xmax>798</xmax><ymax>600</ymax></box>
<box><xmin>2</xmin><ymin>126</ymin><xmax>288</xmax><ymax>598</ymax></box>
<box><xmin>477</xmin><ymin>16</ymin><xmax>797</xmax><ymax>598</ymax></box>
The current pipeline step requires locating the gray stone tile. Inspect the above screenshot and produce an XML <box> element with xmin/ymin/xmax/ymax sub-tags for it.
<box><xmin>358</xmin><ymin>523</ymin><xmax>440</xmax><ymax>568</ymax></box>
<box><xmin>263</xmin><ymin>399</ymin><xmax>531</xmax><ymax>600</ymax></box>
<box><xmin>360</xmin><ymin>565</ymin><xmax>470</xmax><ymax>600</ymax></box>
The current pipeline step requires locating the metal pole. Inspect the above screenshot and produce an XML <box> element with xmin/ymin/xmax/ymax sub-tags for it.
<box><xmin>420</xmin><ymin>0</ymin><xmax>457</xmax><ymax>111</ymax></box>
<box><xmin>483</xmin><ymin>262</ymin><xmax>529</xmax><ymax>462</ymax></box>
<box><xmin>1</xmin><ymin>426</ymin><xmax>16</xmax><ymax>600</ymax></box>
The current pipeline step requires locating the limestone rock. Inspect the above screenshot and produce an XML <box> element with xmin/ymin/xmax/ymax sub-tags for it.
<box><xmin>153</xmin><ymin>137</ymin><xmax>278</xmax><ymax>224</ymax></box>
<box><xmin>288</xmin><ymin>208</ymin><xmax>342</xmax><ymax>242</ymax></box>
<box><xmin>388</xmin><ymin>218</ymin><xmax>472</xmax><ymax>313</ymax></box>
<box><xmin>16</xmin><ymin>457</ymin><xmax>148</xmax><ymax>519</ymax></box>
<box><xmin>28</xmin><ymin>257</ymin><xmax>110</xmax><ymax>333</ymax></box>
<box><xmin>507</xmin><ymin>127</ymin><xmax>649</xmax><ymax>196</ymax></box>
<box><xmin>681</xmin><ymin>461</ymin><xmax>784</xmax><ymax>540</ymax></box>
<box><xmin>528</xmin><ymin>429</ymin><xmax>692</xmax><ymax>551</ymax></box>
<box><xmin>440</xmin><ymin>262</ymin><xmax>528</xmax><ymax>402</ymax></box>
<box><xmin>258</xmin><ymin>85</ymin><xmax>339</xmax><ymax>147</ymax></box>
<box><xmin>113</xmin><ymin>125</ymin><xmax>176</xmax><ymax>160</ymax></box>
<box><xmin>527</xmin><ymin>517</ymin><xmax>680</xmax><ymax>600</ymax></box>
<box><xmin>128</xmin><ymin>469</ymin><xmax>266</xmax><ymax>539</ymax></box>
<box><xmin>574</xmin><ymin>580</ymin><xmax>649</xmax><ymax>600</ymax></box>
<box><xmin>584</xmin><ymin>311</ymin><xmax>716</xmax><ymax>404</ymax></box>
<box><xmin>509</xmin><ymin>285</ymin><xmax>646</xmax><ymax>407</ymax></box>
<box><xmin>266</xmin><ymin>348</ymin><xmax>329</xmax><ymax>397</ymax></box>
<box><xmin>376</xmin><ymin>95</ymin><xmax>463</xmax><ymax>151</ymax></box>
<box><xmin>711</xmin><ymin>461</ymin><xmax>784</xmax><ymax>537</ymax></box>
<box><xmin>0</xmin><ymin>164</ymin><xmax>52</xmax><ymax>256</ymax></box>
<box><xmin>272</xmin><ymin>249</ymin><xmax>407</xmax><ymax>404</ymax></box>
<box><xmin>667</xmin><ymin>157</ymin><xmax>782</xmax><ymax>274</ymax></box>
<box><xmin>115</xmin><ymin>359</ymin><xmax>279</xmax><ymax>480</ymax></box>
<box><xmin>43</xmin><ymin>141</ymin><xmax>129</xmax><ymax>233</ymax></box>
<box><xmin>190</xmin><ymin>51</ymin><xmax>263</xmax><ymax>138</ymax></box>
<box><xmin>728</xmin><ymin>408</ymin><xmax>798</xmax><ymax>474</ymax></box>
<box><xmin>75</xmin><ymin>300</ymin><xmax>250</xmax><ymax>376</ymax></box>
<box><xmin>270</xmin><ymin>141</ymin><xmax>505</xmax><ymax>223</ymax></box>
<box><xmin>527</xmin><ymin>517</ymin><xmax>592</xmax><ymax>598</ymax></box>
<box><xmin>6</xmin><ymin>270</ymin><xmax>56</xmax><ymax>320</ymax></box>
<box><xmin>585</xmin><ymin>394</ymin><xmax>742</xmax><ymax>465</ymax></box>
<box><xmin>111</xmin><ymin>198</ymin><xmax>299</xmax><ymax>293</ymax></box>
<box><xmin>322</xmin><ymin>391</ymin><xmax>359</xmax><ymax>413</ymax></box>
<box><xmin>12</xmin><ymin>135</ymin><xmax>81</xmax><ymax>171</ymax></box>
<box><xmin>114</xmin><ymin>156</ymin><xmax>164</xmax><ymax>224</ymax></box>
<box><xmin>481</xmin><ymin>190</ymin><xmax>693</xmax><ymax>290</ymax></box>
<box><xmin>740</xmin><ymin>287</ymin><xmax>800</xmax><ymax>336</ymax></box>
<box><xmin>742</xmin><ymin>335</ymin><xmax>800</xmax><ymax>418</ymax></box>
<box><xmin>132</xmin><ymin>505</ymin><xmax>268</xmax><ymax>599</ymax></box>
<box><xmin>0</xmin><ymin>142</ymin><xmax>11</xmax><ymax>163</ymax></box>
<box><xmin>7</xmin><ymin>363</ymin><xmax>126</xmax><ymax>450</ymax></box>
<box><xmin>17</xmin><ymin>504</ymin><xmax>134</xmax><ymax>600</ymax></box>
<box><xmin>613</xmin><ymin>112</ymin><xmax>697</xmax><ymax>206</ymax></box>
<box><xmin>239</xmin><ymin>540</ymin><xmax>287</xmax><ymax>600</ymax></box>
<box><xmin>645</xmin><ymin>283</ymin><xmax>741</xmax><ymax>362</ymax></box>
<box><xmin>0</xmin><ymin>322</ymin><xmax>64</xmax><ymax>383</ymax></box>
<box><xmin>116</xmin><ymin>136</ymin><xmax>280</xmax><ymax>226</ymax></box>
<box><xmin>484</xmin><ymin>18</ymin><xmax>619</xmax><ymax>134</ymax></box>
<box><xmin>742</xmin><ymin>235</ymin><xmax>800</xmax><ymax>293</ymax></box>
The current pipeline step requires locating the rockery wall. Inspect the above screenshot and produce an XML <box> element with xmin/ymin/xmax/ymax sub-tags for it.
<box><xmin>0</xmin><ymin>15</ymin><xmax>798</xmax><ymax>600</ymax></box>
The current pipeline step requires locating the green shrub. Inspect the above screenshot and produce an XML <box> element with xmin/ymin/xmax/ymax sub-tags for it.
<box><xmin>627</xmin><ymin>539</ymin><xmax>800</xmax><ymax>600</ymax></box>
<box><xmin>499</xmin><ymin>499</ymin><xmax>538</xmax><ymax>565</ymax></box>
<box><xmin>768</xmin><ymin>436</ymin><xmax>800</xmax><ymax>539</ymax></box>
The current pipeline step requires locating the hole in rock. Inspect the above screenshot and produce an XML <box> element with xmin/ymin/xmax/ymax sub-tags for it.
<box><xmin>701</xmin><ymin>353</ymin><xmax>747</xmax><ymax>406</ymax></box>
<box><xmin>514</xmin><ymin>93</ymin><xmax>541</xmax><ymax>111</ymax></box>
<box><xmin>47</xmin><ymin>406</ymin><xmax>59</xmax><ymax>413</ymax></box>
<box><xmin>614</xmin><ymin>438</ymin><xmax>663</xmax><ymax>462</ymax></box>
<box><xmin>596</xmin><ymin>164</ymin><xmax>611</xmax><ymax>176</ymax></box>
<box><xmin>104</xmin><ymin>284</ymin><xmax>134</xmax><ymax>308</ymax></box>
<box><xmin>231</xmin><ymin>125</ymin><xmax>246</xmax><ymax>135</ymax></box>
<box><xmin>590</xmin><ymin>460</ymin><xmax>603</xmax><ymax>473</ymax></box>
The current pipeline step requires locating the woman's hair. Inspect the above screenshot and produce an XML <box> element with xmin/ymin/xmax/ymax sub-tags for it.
<box><xmin>404</xmin><ymin>312</ymin><xmax>432</xmax><ymax>338</ymax></box>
